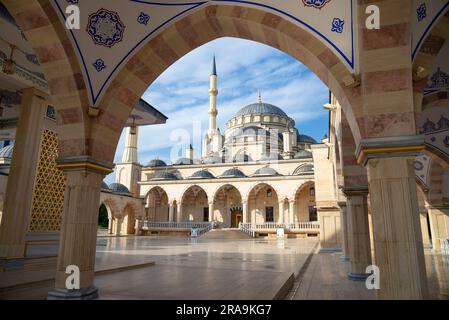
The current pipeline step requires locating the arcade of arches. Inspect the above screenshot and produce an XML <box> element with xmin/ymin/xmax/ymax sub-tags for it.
<box><xmin>0</xmin><ymin>0</ymin><xmax>448</xmax><ymax>300</ymax></box>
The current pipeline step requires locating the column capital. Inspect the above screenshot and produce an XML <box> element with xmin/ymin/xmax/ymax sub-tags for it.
<box><xmin>342</xmin><ymin>186</ymin><xmax>369</xmax><ymax>197</ymax></box>
<box><xmin>56</xmin><ymin>156</ymin><xmax>114</xmax><ymax>175</ymax></box>
<box><xmin>355</xmin><ymin>135</ymin><xmax>425</xmax><ymax>166</ymax></box>
<box><xmin>337</xmin><ymin>200</ymin><xmax>347</xmax><ymax>207</ymax></box>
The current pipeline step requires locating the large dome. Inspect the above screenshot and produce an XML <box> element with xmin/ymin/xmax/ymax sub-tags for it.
<box><xmin>236</xmin><ymin>103</ymin><xmax>287</xmax><ymax>117</ymax></box>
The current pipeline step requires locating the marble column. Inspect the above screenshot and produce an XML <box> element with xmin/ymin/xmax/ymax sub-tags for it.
<box><xmin>338</xmin><ymin>201</ymin><xmax>350</xmax><ymax>261</ymax></box>
<box><xmin>419</xmin><ymin>211</ymin><xmax>431</xmax><ymax>249</ymax></box>
<box><xmin>47</xmin><ymin>164</ymin><xmax>110</xmax><ymax>300</ymax></box>
<box><xmin>289</xmin><ymin>200</ymin><xmax>295</xmax><ymax>226</ymax></box>
<box><xmin>428</xmin><ymin>206</ymin><xmax>449</xmax><ymax>251</ymax></box>
<box><xmin>168</xmin><ymin>202</ymin><xmax>174</xmax><ymax>222</ymax></box>
<box><xmin>177</xmin><ymin>202</ymin><xmax>182</xmax><ymax>223</ymax></box>
<box><xmin>242</xmin><ymin>201</ymin><xmax>248</xmax><ymax>224</ymax></box>
<box><xmin>278</xmin><ymin>201</ymin><xmax>284</xmax><ymax>224</ymax></box>
<box><xmin>343</xmin><ymin>188</ymin><xmax>372</xmax><ymax>280</ymax></box>
<box><xmin>107</xmin><ymin>218</ymin><xmax>113</xmax><ymax>235</ymax></box>
<box><xmin>0</xmin><ymin>88</ymin><xmax>48</xmax><ymax>270</ymax></box>
<box><xmin>317</xmin><ymin>208</ymin><xmax>342</xmax><ymax>252</ymax></box>
<box><xmin>366</xmin><ymin>155</ymin><xmax>428</xmax><ymax>299</ymax></box>
<box><xmin>115</xmin><ymin>217</ymin><xmax>123</xmax><ymax>236</ymax></box>
<box><xmin>208</xmin><ymin>202</ymin><xmax>214</xmax><ymax>222</ymax></box>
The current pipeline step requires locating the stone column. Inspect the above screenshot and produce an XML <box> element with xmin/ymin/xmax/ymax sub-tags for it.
<box><xmin>289</xmin><ymin>200</ymin><xmax>295</xmax><ymax>226</ymax></box>
<box><xmin>208</xmin><ymin>202</ymin><xmax>214</xmax><ymax>222</ymax></box>
<box><xmin>107</xmin><ymin>218</ymin><xmax>113</xmax><ymax>235</ymax></box>
<box><xmin>278</xmin><ymin>201</ymin><xmax>284</xmax><ymax>224</ymax></box>
<box><xmin>366</xmin><ymin>154</ymin><xmax>428</xmax><ymax>299</ymax></box>
<box><xmin>317</xmin><ymin>208</ymin><xmax>342</xmax><ymax>252</ymax></box>
<box><xmin>419</xmin><ymin>211</ymin><xmax>431</xmax><ymax>248</ymax></box>
<box><xmin>242</xmin><ymin>201</ymin><xmax>248</xmax><ymax>224</ymax></box>
<box><xmin>338</xmin><ymin>201</ymin><xmax>350</xmax><ymax>261</ymax></box>
<box><xmin>0</xmin><ymin>88</ymin><xmax>48</xmax><ymax>269</ymax></box>
<box><xmin>428</xmin><ymin>206</ymin><xmax>449</xmax><ymax>251</ymax></box>
<box><xmin>168</xmin><ymin>202</ymin><xmax>174</xmax><ymax>222</ymax></box>
<box><xmin>343</xmin><ymin>188</ymin><xmax>372</xmax><ymax>280</ymax></box>
<box><xmin>115</xmin><ymin>217</ymin><xmax>123</xmax><ymax>236</ymax></box>
<box><xmin>177</xmin><ymin>202</ymin><xmax>182</xmax><ymax>223</ymax></box>
<box><xmin>47</xmin><ymin>160</ymin><xmax>112</xmax><ymax>300</ymax></box>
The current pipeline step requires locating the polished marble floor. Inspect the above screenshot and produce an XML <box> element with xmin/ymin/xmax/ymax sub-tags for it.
<box><xmin>1</xmin><ymin>235</ymin><xmax>448</xmax><ymax>300</ymax></box>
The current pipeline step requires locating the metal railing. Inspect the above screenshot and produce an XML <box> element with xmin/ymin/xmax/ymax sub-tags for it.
<box><xmin>239</xmin><ymin>221</ymin><xmax>320</xmax><ymax>238</ymax></box>
<box><xmin>239</xmin><ymin>222</ymin><xmax>256</xmax><ymax>238</ymax></box>
<box><xmin>141</xmin><ymin>221</ymin><xmax>214</xmax><ymax>236</ymax></box>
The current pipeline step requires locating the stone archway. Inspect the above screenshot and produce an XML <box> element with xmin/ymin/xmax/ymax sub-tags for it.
<box><xmin>247</xmin><ymin>183</ymin><xmax>280</xmax><ymax>224</ymax></box>
<box><xmin>212</xmin><ymin>184</ymin><xmax>243</xmax><ymax>228</ymax></box>
<box><xmin>146</xmin><ymin>187</ymin><xmax>169</xmax><ymax>222</ymax></box>
<box><xmin>294</xmin><ymin>182</ymin><xmax>316</xmax><ymax>223</ymax></box>
<box><xmin>180</xmin><ymin>185</ymin><xmax>209</xmax><ymax>222</ymax></box>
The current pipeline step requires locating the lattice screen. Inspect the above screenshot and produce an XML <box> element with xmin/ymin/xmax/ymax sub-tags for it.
<box><xmin>28</xmin><ymin>129</ymin><xmax>66</xmax><ymax>232</ymax></box>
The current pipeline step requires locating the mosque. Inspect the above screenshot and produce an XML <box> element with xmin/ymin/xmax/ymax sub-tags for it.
<box><xmin>107</xmin><ymin>57</ymin><xmax>322</xmax><ymax>236</ymax></box>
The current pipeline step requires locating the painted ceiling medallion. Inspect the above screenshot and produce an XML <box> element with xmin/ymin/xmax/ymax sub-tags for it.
<box><xmin>302</xmin><ymin>0</ymin><xmax>332</xmax><ymax>9</ymax></box>
<box><xmin>87</xmin><ymin>8</ymin><xmax>125</xmax><ymax>48</ymax></box>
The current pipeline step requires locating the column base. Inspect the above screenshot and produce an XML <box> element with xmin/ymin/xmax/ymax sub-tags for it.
<box><xmin>348</xmin><ymin>272</ymin><xmax>369</xmax><ymax>281</ymax></box>
<box><xmin>0</xmin><ymin>258</ymin><xmax>25</xmax><ymax>272</ymax></box>
<box><xmin>340</xmin><ymin>255</ymin><xmax>350</xmax><ymax>261</ymax></box>
<box><xmin>319</xmin><ymin>247</ymin><xmax>342</xmax><ymax>253</ymax></box>
<box><xmin>47</xmin><ymin>286</ymin><xmax>99</xmax><ymax>300</ymax></box>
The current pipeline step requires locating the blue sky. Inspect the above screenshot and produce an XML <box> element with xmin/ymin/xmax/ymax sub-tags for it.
<box><xmin>105</xmin><ymin>37</ymin><xmax>329</xmax><ymax>184</ymax></box>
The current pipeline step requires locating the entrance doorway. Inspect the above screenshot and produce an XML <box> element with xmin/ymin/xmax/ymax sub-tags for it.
<box><xmin>230</xmin><ymin>207</ymin><xmax>243</xmax><ymax>228</ymax></box>
<box><xmin>203</xmin><ymin>207</ymin><xmax>209</xmax><ymax>222</ymax></box>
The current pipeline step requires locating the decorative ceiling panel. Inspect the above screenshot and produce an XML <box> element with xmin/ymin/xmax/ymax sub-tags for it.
<box><xmin>420</xmin><ymin>106</ymin><xmax>449</xmax><ymax>159</ymax></box>
<box><xmin>412</xmin><ymin>0</ymin><xmax>449</xmax><ymax>60</ymax></box>
<box><xmin>424</xmin><ymin>41</ymin><xmax>449</xmax><ymax>96</ymax></box>
<box><xmin>52</xmin><ymin>0</ymin><xmax>355</xmax><ymax>106</ymax></box>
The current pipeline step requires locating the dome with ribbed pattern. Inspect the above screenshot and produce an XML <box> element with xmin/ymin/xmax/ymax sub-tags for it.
<box><xmin>109</xmin><ymin>183</ymin><xmax>130</xmax><ymax>194</ymax></box>
<box><xmin>236</xmin><ymin>103</ymin><xmax>287</xmax><ymax>117</ymax></box>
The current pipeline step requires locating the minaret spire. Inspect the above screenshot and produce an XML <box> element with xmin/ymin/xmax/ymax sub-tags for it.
<box><xmin>208</xmin><ymin>55</ymin><xmax>218</xmax><ymax>136</ymax></box>
<box><xmin>122</xmin><ymin>124</ymin><xmax>138</xmax><ymax>163</ymax></box>
<box><xmin>211</xmin><ymin>55</ymin><xmax>217</xmax><ymax>76</ymax></box>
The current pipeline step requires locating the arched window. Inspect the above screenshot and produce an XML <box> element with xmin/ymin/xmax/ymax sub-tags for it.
<box><xmin>309</xmin><ymin>188</ymin><xmax>315</xmax><ymax>197</ymax></box>
<box><xmin>267</xmin><ymin>189</ymin><xmax>273</xmax><ymax>198</ymax></box>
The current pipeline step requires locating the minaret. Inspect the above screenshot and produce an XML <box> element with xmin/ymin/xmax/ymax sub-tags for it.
<box><xmin>208</xmin><ymin>55</ymin><xmax>218</xmax><ymax>136</ymax></box>
<box><xmin>122</xmin><ymin>125</ymin><xmax>138</xmax><ymax>163</ymax></box>
<box><xmin>116</xmin><ymin>124</ymin><xmax>141</xmax><ymax>197</ymax></box>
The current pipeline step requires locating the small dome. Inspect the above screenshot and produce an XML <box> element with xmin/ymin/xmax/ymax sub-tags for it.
<box><xmin>108</xmin><ymin>183</ymin><xmax>131</xmax><ymax>194</ymax></box>
<box><xmin>297</xmin><ymin>134</ymin><xmax>317</xmax><ymax>144</ymax></box>
<box><xmin>202</xmin><ymin>156</ymin><xmax>223</xmax><ymax>164</ymax></box>
<box><xmin>294</xmin><ymin>150</ymin><xmax>313</xmax><ymax>159</ymax></box>
<box><xmin>294</xmin><ymin>164</ymin><xmax>314</xmax><ymax>175</ymax></box>
<box><xmin>236</xmin><ymin>103</ymin><xmax>287</xmax><ymax>117</ymax></box>
<box><xmin>233</xmin><ymin>153</ymin><xmax>253</xmax><ymax>163</ymax></box>
<box><xmin>101</xmin><ymin>181</ymin><xmax>110</xmax><ymax>190</ymax></box>
<box><xmin>259</xmin><ymin>154</ymin><xmax>283</xmax><ymax>161</ymax></box>
<box><xmin>0</xmin><ymin>145</ymin><xmax>14</xmax><ymax>159</ymax></box>
<box><xmin>190</xmin><ymin>170</ymin><xmax>215</xmax><ymax>179</ymax></box>
<box><xmin>174</xmin><ymin>158</ymin><xmax>200</xmax><ymax>166</ymax></box>
<box><xmin>147</xmin><ymin>159</ymin><xmax>167</xmax><ymax>167</ymax></box>
<box><xmin>253</xmin><ymin>167</ymin><xmax>279</xmax><ymax>177</ymax></box>
<box><xmin>151</xmin><ymin>171</ymin><xmax>179</xmax><ymax>181</ymax></box>
<box><xmin>220</xmin><ymin>168</ymin><xmax>246</xmax><ymax>178</ymax></box>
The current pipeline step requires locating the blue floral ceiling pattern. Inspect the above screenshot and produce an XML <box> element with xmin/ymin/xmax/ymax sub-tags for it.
<box><xmin>52</xmin><ymin>0</ymin><xmax>354</xmax><ymax>106</ymax></box>
<box><xmin>420</xmin><ymin>106</ymin><xmax>449</xmax><ymax>159</ymax></box>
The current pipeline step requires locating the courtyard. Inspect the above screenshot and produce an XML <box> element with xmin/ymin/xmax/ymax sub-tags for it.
<box><xmin>1</xmin><ymin>235</ymin><xmax>448</xmax><ymax>300</ymax></box>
